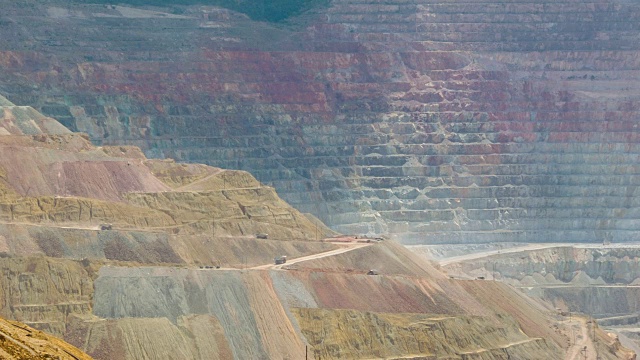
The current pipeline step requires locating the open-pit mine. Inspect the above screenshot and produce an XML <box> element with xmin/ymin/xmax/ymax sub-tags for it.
<box><xmin>0</xmin><ymin>0</ymin><xmax>639</xmax><ymax>358</ymax></box>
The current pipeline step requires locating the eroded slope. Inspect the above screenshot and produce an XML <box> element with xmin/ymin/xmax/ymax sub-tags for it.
<box><xmin>0</xmin><ymin>96</ymin><xmax>630</xmax><ymax>359</ymax></box>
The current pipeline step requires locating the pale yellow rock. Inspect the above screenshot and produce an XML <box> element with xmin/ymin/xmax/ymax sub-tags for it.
<box><xmin>294</xmin><ymin>308</ymin><xmax>562</xmax><ymax>360</ymax></box>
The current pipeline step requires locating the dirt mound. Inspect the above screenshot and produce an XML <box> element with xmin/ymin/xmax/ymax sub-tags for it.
<box><xmin>274</xmin><ymin>270</ymin><xmax>466</xmax><ymax>315</ymax></box>
<box><xmin>66</xmin><ymin>315</ymin><xmax>231</xmax><ymax>360</ymax></box>
<box><xmin>0</xmin><ymin>222</ymin><xmax>177</xmax><ymax>262</ymax></box>
<box><xmin>90</xmin><ymin>268</ymin><xmax>301</xmax><ymax>359</ymax></box>
<box><xmin>85</xmin><ymin>263</ymin><xmax>569</xmax><ymax>360</ymax></box>
<box><xmin>0</xmin><ymin>95</ymin><xmax>13</xmax><ymax>107</ymax></box>
<box><xmin>172</xmin><ymin>235</ymin><xmax>335</xmax><ymax>267</ymax></box>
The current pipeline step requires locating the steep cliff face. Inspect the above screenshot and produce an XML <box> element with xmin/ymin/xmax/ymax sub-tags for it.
<box><xmin>450</xmin><ymin>247</ymin><xmax>640</xmax><ymax>285</ymax></box>
<box><xmin>2</xmin><ymin>0</ymin><xmax>640</xmax><ymax>242</ymax></box>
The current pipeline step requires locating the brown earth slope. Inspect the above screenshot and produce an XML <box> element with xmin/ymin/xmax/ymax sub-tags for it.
<box><xmin>0</xmin><ymin>316</ymin><xmax>91</xmax><ymax>360</ymax></box>
<box><xmin>0</xmin><ymin>96</ymin><xmax>631</xmax><ymax>359</ymax></box>
<box><xmin>0</xmin><ymin>96</ymin><xmax>332</xmax><ymax>240</ymax></box>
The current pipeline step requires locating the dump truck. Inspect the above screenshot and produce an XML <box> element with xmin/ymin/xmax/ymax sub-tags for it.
<box><xmin>274</xmin><ymin>256</ymin><xmax>287</xmax><ymax>265</ymax></box>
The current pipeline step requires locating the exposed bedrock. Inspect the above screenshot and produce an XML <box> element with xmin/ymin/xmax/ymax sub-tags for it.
<box><xmin>2</xmin><ymin>0</ymin><xmax>640</xmax><ymax>242</ymax></box>
<box><xmin>293</xmin><ymin>308</ymin><xmax>561</xmax><ymax>360</ymax></box>
<box><xmin>462</xmin><ymin>247</ymin><xmax>640</xmax><ymax>284</ymax></box>
<box><xmin>0</xmin><ymin>315</ymin><xmax>91</xmax><ymax>360</ymax></box>
<box><xmin>0</xmin><ymin>257</ymin><xmax>94</xmax><ymax>337</ymax></box>
<box><xmin>541</xmin><ymin>286</ymin><xmax>640</xmax><ymax>318</ymax></box>
<box><xmin>446</xmin><ymin>246</ymin><xmax>640</xmax><ymax>317</ymax></box>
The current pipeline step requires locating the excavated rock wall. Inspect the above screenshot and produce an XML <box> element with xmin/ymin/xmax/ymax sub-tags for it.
<box><xmin>2</xmin><ymin>0</ymin><xmax>640</xmax><ymax>243</ymax></box>
<box><xmin>542</xmin><ymin>286</ymin><xmax>640</xmax><ymax>318</ymax></box>
<box><xmin>454</xmin><ymin>247</ymin><xmax>640</xmax><ymax>284</ymax></box>
<box><xmin>0</xmin><ymin>257</ymin><xmax>93</xmax><ymax>337</ymax></box>
<box><xmin>0</xmin><ymin>92</ymin><xmax>583</xmax><ymax>358</ymax></box>
<box><xmin>0</xmin><ymin>195</ymin><xmax>176</xmax><ymax>228</ymax></box>
<box><xmin>446</xmin><ymin>246</ymin><xmax>640</xmax><ymax>317</ymax></box>
<box><xmin>293</xmin><ymin>308</ymin><xmax>561</xmax><ymax>360</ymax></box>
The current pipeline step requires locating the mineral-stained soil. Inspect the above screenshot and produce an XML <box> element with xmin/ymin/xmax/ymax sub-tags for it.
<box><xmin>85</xmin><ymin>256</ymin><xmax>572</xmax><ymax>359</ymax></box>
<box><xmin>0</xmin><ymin>98</ymin><xmax>632</xmax><ymax>358</ymax></box>
<box><xmin>0</xmin><ymin>97</ymin><xmax>332</xmax><ymax>240</ymax></box>
<box><xmin>1</xmin><ymin>0</ymin><xmax>640</xmax><ymax>243</ymax></box>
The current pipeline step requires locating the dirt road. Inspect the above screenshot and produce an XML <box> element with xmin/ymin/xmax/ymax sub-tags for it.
<box><xmin>438</xmin><ymin>243</ymin><xmax>576</xmax><ymax>266</ymax></box>
<box><xmin>564</xmin><ymin>317</ymin><xmax>597</xmax><ymax>360</ymax></box>
<box><xmin>457</xmin><ymin>338</ymin><xmax>542</xmax><ymax>357</ymax></box>
<box><xmin>438</xmin><ymin>242</ymin><xmax>640</xmax><ymax>267</ymax></box>
<box><xmin>250</xmin><ymin>242</ymin><xmax>372</xmax><ymax>270</ymax></box>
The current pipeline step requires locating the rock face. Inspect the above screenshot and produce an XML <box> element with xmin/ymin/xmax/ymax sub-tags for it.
<box><xmin>0</xmin><ymin>257</ymin><xmax>93</xmax><ymax>336</ymax></box>
<box><xmin>443</xmin><ymin>245</ymin><xmax>640</xmax><ymax>317</ymax></box>
<box><xmin>0</xmin><ymin>315</ymin><xmax>91</xmax><ymax>360</ymax></box>
<box><xmin>2</xmin><ymin>0</ymin><xmax>640</xmax><ymax>243</ymax></box>
<box><xmin>0</xmin><ymin>96</ymin><xmax>628</xmax><ymax>359</ymax></box>
<box><xmin>0</xmin><ymin>95</ymin><xmax>335</xmax><ymax>346</ymax></box>
<box><xmin>294</xmin><ymin>308</ymin><xmax>558</xmax><ymax>359</ymax></box>
<box><xmin>0</xmin><ymin>96</ymin><xmax>624</xmax><ymax>360</ymax></box>
<box><xmin>426</xmin><ymin>243</ymin><xmax>640</xmax><ymax>359</ymax></box>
